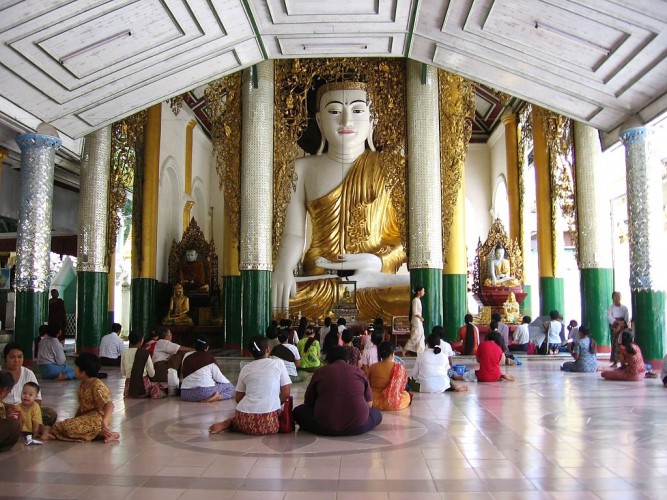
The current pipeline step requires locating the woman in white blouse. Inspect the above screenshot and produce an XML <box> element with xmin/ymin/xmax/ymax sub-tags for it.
<box><xmin>181</xmin><ymin>337</ymin><xmax>235</xmax><ymax>403</ymax></box>
<box><xmin>209</xmin><ymin>335</ymin><xmax>291</xmax><ymax>435</ymax></box>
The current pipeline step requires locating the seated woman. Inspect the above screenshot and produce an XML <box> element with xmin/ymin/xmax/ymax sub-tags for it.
<box><xmin>367</xmin><ymin>342</ymin><xmax>411</xmax><ymax>411</ymax></box>
<box><xmin>271</xmin><ymin>330</ymin><xmax>304</xmax><ymax>383</ymax></box>
<box><xmin>361</xmin><ymin>329</ymin><xmax>385</xmax><ymax>375</ymax></box>
<box><xmin>41</xmin><ymin>353</ymin><xmax>119</xmax><ymax>443</ymax></box>
<box><xmin>297</xmin><ymin>327</ymin><xmax>322</xmax><ymax>371</ymax></box>
<box><xmin>120</xmin><ymin>331</ymin><xmax>166</xmax><ymax>399</ymax></box>
<box><xmin>294</xmin><ymin>346</ymin><xmax>382</xmax><ymax>436</ymax></box>
<box><xmin>452</xmin><ymin>314</ymin><xmax>480</xmax><ymax>355</ymax></box>
<box><xmin>412</xmin><ymin>332</ymin><xmax>467</xmax><ymax>393</ymax></box>
<box><xmin>0</xmin><ymin>371</ymin><xmax>21</xmax><ymax>452</ymax></box>
<box><xmin>209</xmin><ymin>336</ymin><xmax>291</xmax><ymax>435</ymax></box>
<box><xmin>3</xmin><ymin>343</ymin><xmax>57</xmax><ymax>425</ymax></box>
<box><xmin>35</xmin><ymin>324</ymin><xmax>75</xmax><ymax>381</ymax></box>
<box><xmin>476</xmin><ymin>331</ymin><xmax>515</xmax><ymax>382</ymax></box>
<box><xmin>601</xmin><ymin>330</ymin><xmax>646</xmax><ymax>381</ymax></box>
<box><xmin>321</xmin><ymin>324</ymin><xmax>341</xmax><ymax>359</ymax></box>
<box><xmin>561</xmin><ymin>326</ymin><xmax>598</xmax><ymax>373</ymax></box>
<box><xmin>341</xmin><ymin>329</ymin><xmax>362</xmax><ymax>368</ymax></box>
<box><xmin>181</xmin><ymin>337</ymin><xmax>235</xmax><ymax>403</ymax></box>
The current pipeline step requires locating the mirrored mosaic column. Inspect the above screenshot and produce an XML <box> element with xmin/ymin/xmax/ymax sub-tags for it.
<box><xmin>407</xmin><ymin>60</ymin><xmax>443</xmax><ymax>336</ymax></box>
<box><xmin>240</xmin><ymin>62</ymin><xmax>273</xmax><ymax>345</ymax></box>
<box><xmin>77</xmin><ymin>126</ymin><xmax>111</xmax><ymax>354</ymax></box>
<box><xmin>620</xmin><ymin>123</ymin><xmax>666</xmax><ymax>368</ymax></box>
<box><xmin>573</xmin><ymin>122</ymin><xmax>613</xmax><ymax>350</ymax></box>
<box><xmin>14</xmin><ymin>132</ymin><xmax>61</xmax><ymax>359</ymax></box>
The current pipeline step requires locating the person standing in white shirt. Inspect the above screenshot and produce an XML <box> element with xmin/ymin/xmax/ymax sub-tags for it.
<box><xmin>99</xmin><ymin>323</ymin><xmax>126</xmax><ymax>366</ymax></box>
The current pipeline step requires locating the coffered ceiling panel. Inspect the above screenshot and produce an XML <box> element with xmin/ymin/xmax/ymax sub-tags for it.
<box><xmin>0</xmin><ymin>0</ymin><xmax>665</xmax><ymax>144</ymax></box>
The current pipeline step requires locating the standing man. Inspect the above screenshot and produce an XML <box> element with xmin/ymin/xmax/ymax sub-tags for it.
<box><xmin>99</xmin><ymin>323</ymin><xmax>126</xmax><ymax>366</ymax></box>
<box><xmin>48</xmin><ymin>289</ymin><xmax>67</xmax><ymax>344</ymax></box>
<box><xmin>607</xmin><ymin>292</ymin><xmax>630</xmax><ymax>366</ymax></box>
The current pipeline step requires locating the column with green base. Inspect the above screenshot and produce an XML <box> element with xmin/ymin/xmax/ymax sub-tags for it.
<box><xmin>539</xmin><ymin>277</ymin><xmax>565</xmax><ymax>316</ymax></box>
<box><xmin>242</xmin><ymin>271</ymin><xmax>270</xmax><ymax>339</ymax></box>
<box><xmin>574</xmin><ymin>122</ymin><xmax>614</xmax><ymax>349</ymax></box>
<box><xmin>442</xmin><ymin>274</ymin><xmax>466</xmax><ymax>342</ymax></box>
<box><xmin>620</xmin><ymin>123</ymin><xmax>666</xmax><ymax>368</ymax></box>
<box><xmin>77</xmin><ymin>273</ymin><xmax>109</xmax><ymax>353</ymax></box>
<box><xmin>131</xmin><ymin>278</ymin><xmax>156</xmax><ymax>337</ymax></box>
<box><xmin>240</xmin><ymin>62</ymin><xmax>274</xmax><ymax>347</ymax></box>
<box><xmin>406</xmin><ymin>61</ymin><xmax>443</xmax><ymax>341</ymax></box>
<box><xmin>76</xmin><ymin>125</ymin><xmax>111</xmax><ymax>353</ymax></box>
<box><xmin>14</xmin><ymin>132</ymin><xmax>61</xmax><ymax>359</ymax></box>
<box><xmin>223</xmin><ymin>276</ymin><xmax>242</xmax><ymax>345</ymax></box>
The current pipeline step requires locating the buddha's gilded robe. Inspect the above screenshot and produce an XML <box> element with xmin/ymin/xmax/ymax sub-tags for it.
<box><xmin>288</xmin><ymin>150</ymin><xmax>409</xmax><ymax>321</ymax></box>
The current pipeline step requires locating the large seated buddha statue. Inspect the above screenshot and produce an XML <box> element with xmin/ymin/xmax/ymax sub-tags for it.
<box><xmin>473</xmin><ymin>219</ymin><xmax>526</xmax><ymax>310</ymax></box>
<box><xmin>271</xmin><ymin>82</ymin><xmax>409</xmax><ymax>321</ymax></box>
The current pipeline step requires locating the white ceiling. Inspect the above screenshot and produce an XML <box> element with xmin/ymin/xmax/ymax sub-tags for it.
<box><xmin>0</xmin><ymin>0</ymin><xmax>665</xmax><ymax>147</ymax></box>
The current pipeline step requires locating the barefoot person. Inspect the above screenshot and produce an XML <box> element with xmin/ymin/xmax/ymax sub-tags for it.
<box><xmin>180</xmin><ymin>337</ymin><xmax>235</xmax><ymax>403</ymax></box>
<box><xmin>403</xmin><ymin>287</ymin><xmax>426</xmax><ymax>356</ymax></box>
<box><xmin>209</xmin><ymin>336</ymin><xmax>291</xmax><ymax>435</ymax></box>
<box><xmin>42</xmin><ymin>353</ymin><xmax>119</xmax><ymax>443</ymax></box>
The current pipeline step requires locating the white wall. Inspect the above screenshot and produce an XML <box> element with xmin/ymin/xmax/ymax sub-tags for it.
<box><xmin>487</xmin><ymin>125</ymin><xmax>509</xmax><ymax>226</ymax></box>
<box><xmin>464</xmin><ymin>143</ymin><xmax>492</xmax><ymax>263</ymax></box>
<box><xmin>156</xmin><ymin>102</ymin><xmax>214</xmax><ymax>282</ymax></box>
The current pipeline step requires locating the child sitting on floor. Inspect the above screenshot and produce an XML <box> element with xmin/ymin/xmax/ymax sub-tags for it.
<box><xmin>18</xmin><ymin>382</ymin><xmax>43</xmax><ymax>438</ymax></box>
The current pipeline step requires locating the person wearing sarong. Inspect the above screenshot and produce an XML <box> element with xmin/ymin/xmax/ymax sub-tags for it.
<box><xmin>297</xmin><ymin>328</ymin><xmax>322</xmax><ymax>371</ymax></box>
<box><xmin>42</xmin><ymin>353</ymin><xmax>119</xmax><ymax>443</ymax></box>
<box><xmin>367</xmin><ymin>341</ymin><xmax>411</xmax><ymax>411</ymax></box>
<box><xmin>601</xmin><ymin>330</ymin><xmax>646</xmax><ymax>381</ymax></box>
<box><xmin>403</xmin><ymin>287</ymin><xmax>425</xmax><ymax>356</ymax></box>
<box><xmin>209</xmin><ymin>336</ymin><xmax>291</xmax><ymax>435</ymax></box>
<box><xmin>181</xmin><ymin>337</ymin><xmax>235</xmax><ymax>403</ymax></box>
<box><xmin>120</xmin><ymin>331</ymin><xmax>166</xmax><ymax>399</ymax></box>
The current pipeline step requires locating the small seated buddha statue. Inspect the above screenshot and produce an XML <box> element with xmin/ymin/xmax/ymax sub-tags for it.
<box><xmin>178</xmin><ymin>249</ymin><xmax>209</xmax><ymax>291</ymax></box>
<box><xmin>162</xmin><ymin>283</ymin><xmax>194</xmax><ymax>326</ymax></box>
<box><xmin>503</xmin><ymin>291</ymin><xmax>520</xmax><ymax>324</ymax></box>
<box><xmin>485</xmin><ymin>245</ymin><xmax>520</xmax><ymax>287</ymax></box>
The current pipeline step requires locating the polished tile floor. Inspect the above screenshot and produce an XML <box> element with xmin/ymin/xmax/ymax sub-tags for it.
<box><xmin>1</xmin><ymin>356</ymin><xmax>665</xmax><ymax>499</ymax></box>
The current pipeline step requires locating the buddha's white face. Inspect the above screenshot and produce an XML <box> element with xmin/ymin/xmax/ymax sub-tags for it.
<box><xmin>495</xmin><ymin>247</ymin><xmax>505</xmax><ymax>260</ymax></box>
<box><xmin>185</xmin><ymin>249</ymin><xmax>198</xmax><ymax>262</ymax></box>
<box><xmin>316</xmin><ymin>89</ymin><xmax>371</xmax><ymax>152</ymax></box>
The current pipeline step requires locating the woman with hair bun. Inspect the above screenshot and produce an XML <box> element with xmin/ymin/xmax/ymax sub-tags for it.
<box><xmin>412</xmin><ymin>331</ymin><xmax>467</xmax><ymax>392</ymax></box>
<box><xmin>209</xmin><ymin>336</ymin><xmax>291</xmax><ymax>435</ymax></box>
<box><xmin>403</xmin><ymin>286</ymin><xmax>426</xmax><ymax>356</ymax></box>
<box><xmin>180</xmin><ymin>336</ymin><xmax>235</xmax><ymax>403</ymax></box>
<box><xmin>601</xmin><ymin>330</ymin><xmax>646</xmax><ymax>381</ymax></box>
<box><xmin>367</xmin><ymin>342</ymin><xmax>411</xmax><ymax>410</ymax></box>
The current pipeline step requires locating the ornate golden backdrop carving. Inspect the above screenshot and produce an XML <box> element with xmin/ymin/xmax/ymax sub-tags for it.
<box><xmin>438</xmin><ymin>70</ymin><xmax>475</xmax><ymax>263</ymax></box>
<box><xmin>473</xmin><ymin>218</ymin><xmax>524</xmax><ymax>296</ymax></box>
<box><xmin>536</xmin><ymin>107</ymin><xmax>578</xmax><ymax>271</ymax></box>
<box><xmin>108</xmin><ymin>111</ymin><xmax>146</xmax><ymax>264</ymax></box>
<box><xmin>517</xmin><ymin>103</ymin><xmax>533</xmax><ymax>263</ymax></box>
<box><xmin>168</xmin><ymin>217</ymin><xmax>218</xmax><ymax>291</ymax></box>
<box><xmin>273</xmin><ymin>58</ymin><xmax>407</xmax><ymax>263</ymax></box>
<box><xmin>206</xmin><ymin>73</ymin><xmax>242</xmax><ymax>250</ymax></box>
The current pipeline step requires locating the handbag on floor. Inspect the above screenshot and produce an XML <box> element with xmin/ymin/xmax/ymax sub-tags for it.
<box><xmin>278</xmin><ymin>396</ymin><xmax>295</xmax><ymax>433</ymax></box>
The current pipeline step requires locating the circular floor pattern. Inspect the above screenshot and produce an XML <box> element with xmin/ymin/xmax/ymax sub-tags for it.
<box><xmin>147</xmin><ymin>410</ymin><xmax>444</xmax><ymax>457</ymax></box>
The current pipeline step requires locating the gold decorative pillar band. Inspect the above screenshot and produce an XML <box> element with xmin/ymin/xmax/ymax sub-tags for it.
<box><xmin>573</xmin><ymin>122</ymin><xmax>612</xmax><ymax>269</ymax></box>
<box><xmin>406</xmin><ymin>61</ymin><xmax>443</xmax><ymax>269</ymax></box>
<box><xmin>78</xmin><ymin>125</ymin><xmax>111</xmax><ymax>273</ymax></box>
<box><xmin>438</xmin><ymin>70</ymin><xmax>474</xmax><ymax>272</ymax></box>
<box><xmin>222</xmin><ymin>210</ymin><xmax>240</xmax><ymax>276</ymax></box>
<box><xmin>184</xmin><ymin>119</ymin><xmax>196</xmax><ymax>196</ymax></box>
<box><xmin>240</xmin><ymin>61</ymin><xmax>274</xmax><ymax>271</ymax></box>
<box><xmin>620</xmin><ymin>124</ymin><xmax>666</xmax><ymax>291</ymax></box>
<box><xmin>139</xmin><ymin>104</ymin><xmax>161</xmax><ymax>279</ymax></box>
<box><xmin>531</xmin><ymin>106</ymin><xmax>555</xmax><ymax>278</ymax></box>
